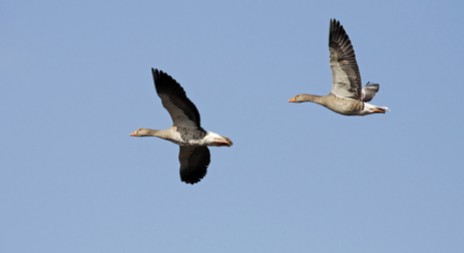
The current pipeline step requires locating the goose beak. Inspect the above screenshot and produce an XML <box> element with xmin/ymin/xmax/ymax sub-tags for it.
<box><xmin>373</xmin><ymin>108</ymin><xmax>386</xmax><ymax>113</ymax></box>
<box><xmin>130</xmin><ymin>130</ymin><xmax>138</xmax><ymax>136</ymax></box>
<box><xmin>215</xmin><ymin>137</ymin><xmax>233</xmax><ymax>147</ymax></box>
<box><xmin>288</xmin><ymin>97</ymin><xmax>297</xmax><ymax>103</ymax></box>
<box><xmin>224</xmin><ymin>138</ymin><xmax>233</xmax><ymax>146</ymax></box>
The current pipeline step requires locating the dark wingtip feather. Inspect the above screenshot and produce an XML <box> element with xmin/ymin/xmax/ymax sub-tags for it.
<box><xmin>151</xmin><ymin>68</ymin><xmax>161</xmax><ymax>81</ymax></box>
<box><xmin>151</xmin><ymin>67</ymin><xmax>183</xmax><ymax>95</ymax></box>
<box><xmin>151</xmin><ymin>68</ymin><xmax>172</xmax><ymax>83</ymax></box>
<box><xmin>180</xmin><ymin>171</ymin><xmax>207</xmax><ymax>185</ymax></box>
<box><xmin>330</xmin><ymin>18</ymin><xmax>340</xmax><ymax>28</ymax></box>
<box><xmin>329</xmin><ymin>18</ymin><xmax>350</xmax><ymax>47</ymax></box>
<box><xmin>329</xmin><ymin>19</ymin><xmax>340</xmax><ymax>40</ymax></box>
<box><xmin>180</xmin><ymin>162</ymin><xmax>208</xmax><ymax>184</ymax></box>
<box><xmin>151</xmin><ymin>68</ymin><xmax>169</xmax><ymax>87</ymax></box>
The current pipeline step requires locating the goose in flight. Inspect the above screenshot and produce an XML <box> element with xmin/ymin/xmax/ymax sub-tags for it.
<box><xmin>289</xmin><ymin>19</ymin><xmax>389</xmax><ymax>115</ymax></box>
<box><xmin>131</xmin><ymin>68</ymin><xmax>233</xmax><ymax>184</ymax></box>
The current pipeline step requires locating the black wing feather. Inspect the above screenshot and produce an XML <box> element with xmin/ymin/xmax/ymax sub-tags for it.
<box><xmin>178</xmin><ymin>146</ymin><xmax>211</xmax><ymax>184</ymax></box>
<box><xmin>152</xmin><ymin>68</ymin><xmax>202</xmax><ymax>128</ymax></box>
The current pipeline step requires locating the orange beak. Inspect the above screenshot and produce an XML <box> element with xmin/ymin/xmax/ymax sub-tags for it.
<box><xmin>373</xmin><ymin>108</ymin><xmax>386</xmax><ymax>114</ymax></box>
<box><xmin>215</xmin><ymin>137</ymin><xmax>233</xmax><ymax>147</ymax></box>
<box><xmin>288</xmin><ymin>97</ymin><xmax>297</xmax><ymax>103</ymax></box>
<box><xmin>130</xmin><ymin>130</ymin><xmax>137</xmax><ymax>136</ymax></box>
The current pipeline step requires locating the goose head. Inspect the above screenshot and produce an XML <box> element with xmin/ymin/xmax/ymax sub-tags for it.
<box><xmin>130</xmin><ymin>128</ymin><xmax>157</xmax><ymax>137</ymax></box>
<box><xmin>288</xmin><ymin>94</ymin><xmax>323</xmax><ymax>104</ymax></box>
<box><xmin>288</xmin><ymin>94</ymin><xmax>304</xmax><ymax>103</ymax></box>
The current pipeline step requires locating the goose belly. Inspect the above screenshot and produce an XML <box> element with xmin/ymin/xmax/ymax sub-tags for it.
<box><xmin>325</xmin><ymin>97</ymin><xmax>364</xmax><ymax>115</ymax></box>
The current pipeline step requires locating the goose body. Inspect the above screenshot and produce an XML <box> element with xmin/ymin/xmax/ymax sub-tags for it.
<box><xmin>289</xmin><ymin>19</ymin><xmax>389</xmax><ymax>116</ymax></box>
<box><xmin>131</xmin><ymin>69</ymin><xmax>232</xmax><ymax>184</ymax></box>
<box><xmin>131</xmin><ymin>126</ymin><xmax>231</xmax><ymax>147</ymax></box>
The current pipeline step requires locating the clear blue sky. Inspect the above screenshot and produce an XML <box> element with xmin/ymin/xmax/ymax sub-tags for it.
<box><xmin>1</xmin><ymin>0</ymin><xmax>463</xmax><ymax>252</ymax></box>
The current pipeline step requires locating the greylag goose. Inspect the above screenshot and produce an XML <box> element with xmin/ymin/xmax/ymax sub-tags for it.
<box><xmin>289</xmin><ymin>19</ymin><xmax>389</xmax><ymax>115</ymax></box>
<box><xmin>131</xmin><ymin>68</ymin><xmax>233</xmax><ymax>184</ymax></box>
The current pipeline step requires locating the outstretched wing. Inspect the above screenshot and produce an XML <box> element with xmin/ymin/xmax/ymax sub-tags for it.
<box><xmin>152</xmin><ymin>68</ymin><xmax>201</xmax><ymax>128</ymax></box>
<box><xmin>178</xmin><ymin>146</ymin><xmax>211</xmax><ymax>184</ymax></box>
<box><xmin>329</xmin><ymin>19</ymin><xmax>362</xmax><ymax>100</ymax></box>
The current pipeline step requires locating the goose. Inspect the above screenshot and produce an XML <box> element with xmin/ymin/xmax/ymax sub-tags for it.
<box><xmin>288</xmin><ymin>19</ymin><xmax>389</xmax><ymax>115</ymax></box>
<box><xmin>130</xmin><ymin>68</ymin><xmax>233</xmax><ymax>184</ymax></box>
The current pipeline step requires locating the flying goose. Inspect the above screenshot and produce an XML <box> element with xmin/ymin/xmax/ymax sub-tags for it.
<box><xmin>131</xmin><ymin>68</ymin><xmax>233</xmax><ymax>184</ymax></box>
<box><xmin>289</xmin><ymin>19</ymin><xmax>389</xmax><ymax>115</ymax></box>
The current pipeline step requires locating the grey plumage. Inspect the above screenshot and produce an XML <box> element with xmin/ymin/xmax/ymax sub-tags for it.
<box><xmin>361</xmin><ymin>82</ymin><xmax>380</xmax><ymax>102</ymax></box>
<box><xmin>131</xmin><ymin>69</ymin><xmax>232</xmax><ymax>184</ymax></box>
<box><xmin>152</xmin><ymin>69</ymin><xmax>210</xmax><ymax>184</ymax></box>
<box><xmin>177</xmin><ymin>126</ymin><xmax>206</xmax><ymax>143</ymax></box>
<box><xmin>288</xmin><ymin>19</ymin><xmax>389</xmax><ymax>115</ymax></box>
<box><xmin>329</xmin><ymin>18</ymin><xmax>362</xmax><ymax>100</ymax></box>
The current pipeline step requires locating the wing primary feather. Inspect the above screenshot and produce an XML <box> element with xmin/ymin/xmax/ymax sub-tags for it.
<box><xmin>151</xmin><ymin>68</ymin><xmax>202</xmax><ymax>128</ymax></box>
<box><xmin>329</xmin><ymin>19</ymin><xmax>362</xmax><ymax>99</ymax></box>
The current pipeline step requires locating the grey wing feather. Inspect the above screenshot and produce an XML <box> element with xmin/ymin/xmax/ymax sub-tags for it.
<box><xmin>152</xmin><ymin>68</ymin><xmax>201</xmax><ymax>129</ymax></box>
<box><xmin>361</xmin><ymin>82</ymin><xmax>380</xmax><ymax>102</ymax></box>
<box><xmin>329</xmin><ymin>19</ymin><xmax>362</xmax><ymax>100</ymax></box>
<box><xmin>178</xmin><ymin>146</ymin><xmax>211</xmax><ymax>184</ymax></box>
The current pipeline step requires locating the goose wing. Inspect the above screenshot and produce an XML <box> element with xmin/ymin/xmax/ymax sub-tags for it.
<box><xmin>178</xmin><ymin>146</ymin><xmax>211</xmax><ymax>184</ymax></box>
<box><xmin>361</xmin><ymin>82</ymin><xmax>380</xmax><ymax>102</ymax></box>
<box><xmin>152</xmin><ymin>68</ymin><xmax>201</xmax><ymax>128</ymax></box>
<box><xmin>329</xmin><ymin>19</ymin><xmax>362</xmax><ymax>100</ymax></box>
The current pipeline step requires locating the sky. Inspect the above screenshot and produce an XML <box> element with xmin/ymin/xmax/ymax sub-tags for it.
<box><xmin>1</xmin><ymin>0</ymin><xmax>464</xmax><ymax>252</ymax></box>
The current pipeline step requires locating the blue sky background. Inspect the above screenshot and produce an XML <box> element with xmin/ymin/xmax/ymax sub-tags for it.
<box><xmin>1</xmin><ymin>0</ymin><xmax>464</xmax><ymax>252</ymax></box>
